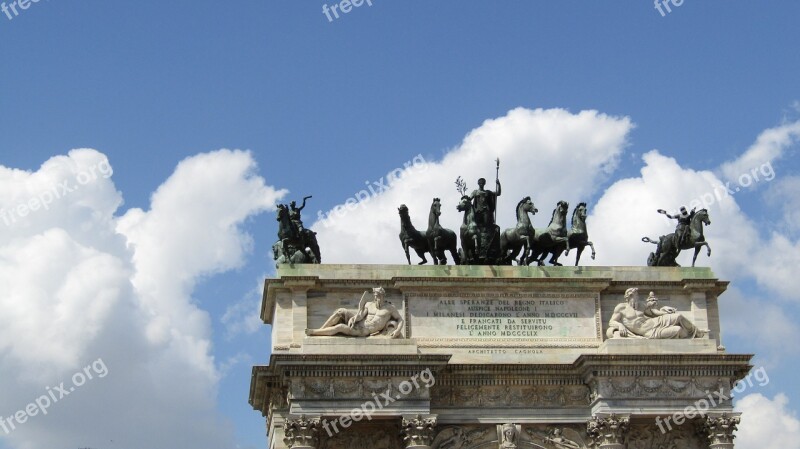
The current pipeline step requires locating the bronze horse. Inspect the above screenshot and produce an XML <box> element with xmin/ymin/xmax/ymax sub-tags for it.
<box><xmin>398</xmin><ymin>204</ymin><xmax>431</xmax><ymax>265</ymax></box>
<box><xmin>527</xmin><ymin>200</ymin><xmax>570</xmax><ymax>266</ymax></box>
<box><xmin>547</xmin><ymin>202</ymin><xmax>596</xmax><ymax>266</ymax></box>
<box><xmin>276</xmin><ymin>204</ymin><xmax>321</xmax><ymax>264</ymax></box>
<box><xmin>457</xmin><ymin>195</ymin><xmax>480</xmax><ymax>264</ymax></box>
<box><xmin>427</xmin><ymin>198</ymin><xmax>461</xmax><ymax>265</ymax></box>
<box><xmin>500</xmin><ymin>196</ymin><xmax>538</xmax><ymax>265</ymax></box>
<box><xmin>643</xmin><ymin>208</ymin><xmax>711</xmax><ymax>267</ymax></box>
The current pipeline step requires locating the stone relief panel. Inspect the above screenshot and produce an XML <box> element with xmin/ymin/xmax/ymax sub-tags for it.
<box><xmin>591</xmin><ymin>377</ymin><xmax>730</xmax><ymax>401</ymax></box>
<box><xmin>626</xmin><ymin>422</ymin><xmax>706</xmax><ymax>449</ymax></box>
<box><xmin>606</xmin><ymin>289</ymin><xmax>707</xmax><ymax>340</ymax></box>
<box><xmin>307</xmin><ymin>288</ymin><xmax>405</xmax><ymax>339</ymax></box>
<box><xmin>432</xmin><ymin>384</ymin><xmax>590</xmax><ymax>408</ymax></box>
<box><xmin>525</xmin><ymin>425</ymin><xmax>589</xmax><ymax>449</ymax></box>
<box><xmin>294</xmin><ymin>377</ymin><xmax>430</xmax><ymax>401</ymax></box>
<box><xmin>430</xmin><ymin>426</ymin><xmax>493</xmax><ymax>449</ymax></box>
<box><xmin>319</xmin><ymin>422</ymin><xmax>403</xmax><ymax>449</ymax></box>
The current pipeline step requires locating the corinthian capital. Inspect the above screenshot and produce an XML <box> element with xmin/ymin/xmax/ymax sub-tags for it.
<box><xmin>283</xmin><ymin>415</ymin><xmax>320</xmax><ymax>449</ymax></box>
<box><xmin>587</xmin><ymin>414</ymin><xmax>629</xmax><ymax>448</ymax></box>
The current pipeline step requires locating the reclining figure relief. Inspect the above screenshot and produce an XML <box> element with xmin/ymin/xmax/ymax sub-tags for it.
<box><xmin>307</xmin><ymin>287</ymin><xmax>405</xmax><ymax>338</ymax></box>
<box><xmin>607</xmin><ymin>288</ymin><xmax>708</xmax><ymax>339</ymax></box>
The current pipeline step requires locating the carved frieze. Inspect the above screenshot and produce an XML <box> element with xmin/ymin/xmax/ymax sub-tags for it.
<box><xmin>626</xmin><ymin>422</ymin><xmax>704</xmax><ymax>449</ymax></box>
<box><xmin>294</xmin><ymin>377</ymin><xmax>430</xmax><ymax>401</ymax></box>
<box><xmin>430</xmin><ymin>426</ymin><xmax>492</xmax><ymax>449</ymax></box>
<box><xmin>591</xmin><ymin>377</ymin><xmax>730</xmax><ymax>401</ymax></box>
<box><xmin>320</xmin><ymin>427</ymin><xmax>402</xmax><ymax>449</ymax></box>
<box><xmin>525</xmin><ymin>425</ymin><xmax>589</xmax><ymax>449</ymax></box>
<box><xmin>431</xmin><ymin>384</ymin><xmax>590</xmax><ymax>408</ymax></box>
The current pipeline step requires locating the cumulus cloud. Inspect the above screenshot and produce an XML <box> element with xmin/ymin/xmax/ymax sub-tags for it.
<box><xmin>0</xmin><ymin>149</ymin><xmax>283</xmax><ymax>449</ymax></box>
<box><xmin>765</xmin><ymin>175</ymin><xmax>800</xmax><ymax>234</ymax></box>
<box><xmin>1</xmin><ymin>109</ymin><xmax>796</xmax><ymax>448</ymax></box>
<box><xmin>720</xmin><ymin>287</ymin><xmax>800</xmax><ymax>366</ymax></box>
<box><xmin>221</xmin><ymin>276</ymin><xmax>270</xmax><ymax>339</ymax></box>
<box><xmin>305</xmin><ymin>108</ymin><xmax>800</xmax><ymax>447</ymax></box>
<box><xmin>736</xmin><ymin>394</ymin><xmax>800</xmax><ymax>449</ymax></box>
<box><xmin>312</xmin><ymin>107</ymin><xmax>633</xmax><ymax>264</ymax></box>
<box><xmin>589</xmin><ymin>149</ymin><xmax>800</xmax><ymax>301</ymax></box>
<box><xmin>719</xmin><ymin>120</ymin><xmax>800</xmax><ymax>185</ymax></box>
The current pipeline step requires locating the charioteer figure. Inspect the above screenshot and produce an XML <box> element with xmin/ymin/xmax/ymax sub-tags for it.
<box><xmin>659</xmin><ymin>206</ymin><xmax>695</xmax><ymax>247</ymax></box>
<box><xmin>470</xmin><ymin>177</ymin><xmax>501</xmax><ymax>227</ymax></box>
<box><xmin>289</xmin><ymin>195</ymin><xmax>312</xmax><ymax>234</ymax></box>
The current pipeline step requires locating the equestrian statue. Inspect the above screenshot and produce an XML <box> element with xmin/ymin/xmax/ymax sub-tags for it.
<box><xmin>643</xmin><ymin>206</ymin><xmax>711</xmax><ymax>267</ymax></box>
<box><xmin>274</xmin><ymin>196</ymin><xmax>321</xmax><ymax>266</ymax></box>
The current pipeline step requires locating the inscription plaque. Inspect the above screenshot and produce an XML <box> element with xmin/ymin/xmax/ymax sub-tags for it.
<box><xmin>407</xmin><ymin>293</ymin><xmax>601</xmax><ymax>346</ymax></box>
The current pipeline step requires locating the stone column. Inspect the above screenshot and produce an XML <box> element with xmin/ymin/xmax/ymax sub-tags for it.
<box><xmin>283</xmin><ymin>415</ymin><xmax>320</xmax><ymax>449</ymax></box>
<box><xmin>587</xmin><ymin>414</ymin><xmax>629</xmax><ymax>449</ymax></box>
<box><xmin>700</xmin><ymin>413</ymin><xmax>741</xmax><ymax>449</ymax></box>
<box><xmin>401</xmin><ymin>415</ymin><xmax>437</xmax><ymax>449</ymax></box>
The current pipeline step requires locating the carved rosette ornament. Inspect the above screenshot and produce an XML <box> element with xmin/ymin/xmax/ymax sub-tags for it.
<box><xmin>587</xmin><ymin>414</ymin><xmax>629</xmax><ymax>449</ymax></box>
<box><xmin>401</xmin><ymin>415</ymin><xmax>437</xmax><ymax>449</ymax></box>
<box><xmin>283</xmin><ymin>415</ymin><xmax>320</xmax><ymax>449</ymax></box>
<box><xmin>700</xmin><ymin>413</ymin><xmax>741</xmax><ymax>449</ymax></box>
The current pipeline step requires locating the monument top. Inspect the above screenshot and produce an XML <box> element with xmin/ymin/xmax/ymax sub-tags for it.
<box><xmin>261</xmin><ymin>264</ymin><xmax>730</xmax><ymax>365</ymax></box>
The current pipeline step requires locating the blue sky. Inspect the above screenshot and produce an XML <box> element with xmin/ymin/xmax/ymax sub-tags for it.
<box><xmin>1</xmin><ymin>1</ymin><xmax>799</xmax><ymax>448</ymax></box>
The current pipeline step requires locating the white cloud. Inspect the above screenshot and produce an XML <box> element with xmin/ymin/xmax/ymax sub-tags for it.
<box><xmin>765</xmin><ymin>175</ymin><xmax>800</xmax><ymax>234</ymax></box>
<box><xmin>0</xmin><ymin>149</ymin><xmax>283</xmax><ymax>449</ymax></box>
<box><xmin>312</xmin><ymin>107</ymin><xmax>634</xmax><ymax>264</ymax></box>
<box><xmin>222</xmin><ymin>276</ymin><xmax>270</xmax><ymax>339</ymax></box>
<box><xmin>588</xmin><ymin>148</ymin><xmax>800</xmax><ymax>302</ymax></box>
<box><xmin>719</xmin><ymin>120</ymin><xmax>800</xmax><ymax>185</ymax></box>
<box><xmin>720</xmin><ymin>287</ymin><xmax>800</xmax><ymax>366</ymax></box>
<box><xmin>736</xmin><ymin>394</ymin><xmax>800</xmax><ymax>449</ymax></box>
<box><xmin>2</xmin><ymin>110</ymin><xmax>797</xmax><ymax>449</ymax></box>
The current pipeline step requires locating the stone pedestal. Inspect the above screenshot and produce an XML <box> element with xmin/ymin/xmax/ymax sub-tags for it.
<box><xmin>250</xmin><ymin>265</ymin><xmax>752</xmax><ymax>449</ymax></box>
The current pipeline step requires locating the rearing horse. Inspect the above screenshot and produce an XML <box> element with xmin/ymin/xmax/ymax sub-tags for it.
<box><xmin>398</xmin><ymin>204</ymin><xmax>431</xmax><ymax>265</ymax></box>
<box><xmin>643</xmin><ymin>208</ymin><xmax>711</xmax><ymax>267</ymax></box>
<box><xmin>276</xmin><ymin>204</ymin><xmax>321</xmax><ymax>263</ymax></box>
<box><xmin>500</xmin><ymin>196</ymin><xmax>538</xmax><ymax>265</ymax></box>
<box><xmin>527</xmin><ymin>200</ymin><xmax>570</xmax><ymax>266</ymax></box>
<box><xmin>457</xmin><ymin>195</ymin><xmax>480</xmax><ymax>264</ymax></box>
<box><xmin>426</xmin><ymin>198</ymin><xmax>461</xmax><ymax>265</ymax></box>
